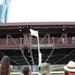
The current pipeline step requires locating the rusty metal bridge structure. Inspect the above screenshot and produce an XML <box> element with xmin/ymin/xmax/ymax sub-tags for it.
<box><xmin>0</xmin><ymin>22</ymin><xmax>75</xmax><ymax>65</ymax></box>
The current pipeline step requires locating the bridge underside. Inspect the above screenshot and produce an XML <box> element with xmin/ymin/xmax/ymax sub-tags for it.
<box><xmin>0</xmin><ymin>22</ymin><xmax>75</xmax><ymax>65</ymax></box>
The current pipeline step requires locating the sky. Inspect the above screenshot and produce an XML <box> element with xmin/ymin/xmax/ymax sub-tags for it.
<box><xmin>7</xmin><ymin>0</ymin><xmax>75</xmax><ymax>22</ymax></box>
<box><xmin>0</xmin><ymin>0</ymin><xmax>2</xmax><ymax>4</ymax></box>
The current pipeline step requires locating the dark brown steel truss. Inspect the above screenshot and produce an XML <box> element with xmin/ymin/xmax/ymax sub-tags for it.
<box><xmin>0</xmin><ymin>33</ymin><xmax>75</xmax><ymax>50</ymax></box>
<box><xmin>0</xmin><ymin>22</ymin><xmax>75</xmax><ymax>65</ymax></box>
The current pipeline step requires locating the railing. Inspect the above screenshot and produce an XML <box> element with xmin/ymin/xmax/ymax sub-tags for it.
<box><xmin>0</xmin><ymin>37</ymin><xmax>75</xmax><ymax>49</ymax></box>
<box><xmin>11</xmin><ymin>71</ymin><xmax>64</xmax><ymax>75</ymax></box>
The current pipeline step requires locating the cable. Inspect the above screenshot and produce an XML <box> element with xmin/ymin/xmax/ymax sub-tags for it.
<box><xmin>29</xmin><ymin>48</ymin><xmax>35</xmax><ymax>65</ymax></box>
<box><xmin>0</xmin><ymin>51</ymin><xmax>20</xmax><ymax>65</ymax></box>
<box><xmin>45</xmin><ymin>48</ymin><xmax>55</xmax><ymax>62</ymax></box>
<box><xmin>20</xmin><ymin>49</ymin><xmax>30</xmax><ymax>65</ymax></box>
<box><xmin>45</xmin><ymin>44</ymin><xmax>55</xmax><ymax>62</ymax></box>
<box><xmin>53</xmin><ymin>49</ymin><xmax>75</xmax><ymax>65</ymax></box>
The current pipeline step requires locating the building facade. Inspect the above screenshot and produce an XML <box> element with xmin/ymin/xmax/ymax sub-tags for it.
<box><xmin>0</xmin><ymin>0</ymin><xmax>10</xmax><ymax>23</ymax></box>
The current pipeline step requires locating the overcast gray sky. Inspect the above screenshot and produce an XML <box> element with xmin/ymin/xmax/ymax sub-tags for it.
<box><xmin>8</xmin><ymin>0</ymin><xmax>75</xmax><ymax>22</ymax></box>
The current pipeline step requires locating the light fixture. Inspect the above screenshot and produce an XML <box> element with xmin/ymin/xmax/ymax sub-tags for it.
<box><xmin>19</xmin><ymin>29</ymin><xmax>22</xmax><ymax>31</ymax></box>
<box><xmin>63</xmin><ymin>28</ymin><xmax>65</xmax><ymax>31</ymax></box>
